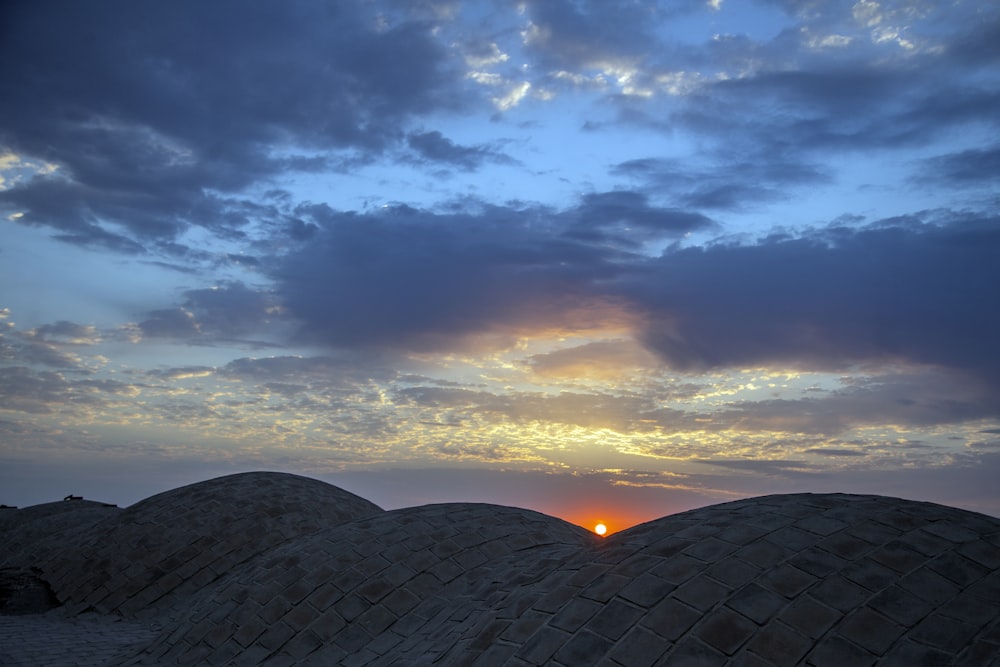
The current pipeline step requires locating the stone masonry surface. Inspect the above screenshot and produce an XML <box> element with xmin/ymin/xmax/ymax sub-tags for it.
<box><xmin>1</xmin><ymin>471</ymin><xmax>999</xmax><ymax>665</ymax></box>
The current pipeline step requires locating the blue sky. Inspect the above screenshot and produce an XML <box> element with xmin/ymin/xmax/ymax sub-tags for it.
<box><xmin>1</xmin><ymin>0</ymin><xmax>998</xmax><ymax>529</ymax></box>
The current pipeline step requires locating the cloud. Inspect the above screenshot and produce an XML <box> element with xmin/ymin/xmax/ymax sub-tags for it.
<box><xmin>273</xmin><ymin>201</ymin><xmax>643</xmax><ymax>351</ymax></box>
<box><xmin>406</xmin><ymin>131</ymin><xmax>515</xmax><ymax>170</ymax></box>
<box><xmin>612</xmin><ymin>157</ymin><xmax>830</xmax><ymax>210</ymax></box>
<box><xmin>0</xmin><ymin>366</ymin><xmax>133</xmax><ymax>415</ymax></box>
<box><xmin>564</xmin><ymin>191</ymin><xmax>717</xmax><ymax>242</ymax></box>
<box><xmin>625</xmin><ymin>213</ymin><xmax>1000</xmax><ymax>387</ymax></box>
<box><xmin>917</xmin><ymin>144</ymin><xmax>1000</xmax><ymax>188</ymax></box>
<box><xmin>273</xmin><ymin>199</ymin><xmax>1000</xmax><ymax>396</ymax></box>
<box><xmin>23</xmin><ymin>321</ymin><xmax>102</xmax><ymax>346</ymax></box>
<box><xmin>136</xmin><ymin>282</ymin><xmax>279</xmax><ymax>344</ymax></box>
<box><xmin>528</xmin><ymin>340</ymin><xmax>659</xmax><ymax>380</ymax></box>
<box><xmin>0</xmin><ymin>1</ymin><xmax>456</xmax><ymax>254</ymax></box>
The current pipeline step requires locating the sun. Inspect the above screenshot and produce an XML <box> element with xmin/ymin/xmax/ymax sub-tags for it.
<box><xmin>594</xmin><ymin>522</ymin><xmax>607</xmax><ymax>536</ymax></box>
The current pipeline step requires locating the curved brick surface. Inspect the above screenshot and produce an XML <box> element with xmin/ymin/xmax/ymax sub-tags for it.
<box><xmin>0</xmin><ymin>500</ymin><xmax>121</xmax><ymax>569</ymax></box>
<box><xmin>3</xmin><ymin>474</ymin><xmax>1000</xmax><ymax>666</ymax></box>
<box><xmin>32</xmin><ymin>472</ymin><xmax>383</xmax><ymax>617</ymax></box>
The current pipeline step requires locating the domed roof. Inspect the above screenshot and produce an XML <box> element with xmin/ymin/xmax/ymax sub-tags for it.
<box><xmin>3</xmin><ymin>477</ymin><xmax>999</xmax><ymax>665</ymax></box>
<box><xmin>37</xmin><ymin>471</ymin><xmax>382</xmax><ymax>616</ymax></box>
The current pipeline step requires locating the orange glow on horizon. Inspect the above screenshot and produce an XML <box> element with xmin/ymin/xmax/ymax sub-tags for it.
<box><xmin>594</xmin><ymin>522</ymin><xmax>607</xmax><ymax>536</ymax></box>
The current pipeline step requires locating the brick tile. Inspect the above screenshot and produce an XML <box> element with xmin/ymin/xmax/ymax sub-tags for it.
<box><xmin>553</xmin><ymin>629</ymin><xmax>614</xmax><ymax>666</ymax></box>
<box><xmin>661</xmin><ymin>636</ymin><xmax>727</xmax><ymax>666</ymax></box>
<box><xmin>651</xmin><ymin>554</ymin><xmax>707</xmax><ymax>584</ymax></box>
<box><xmin>937</xmin><ymin>592</ymin><xmax>996</xmax><ymax>625</ymax></box>
<box><xmin>586</xmin><ymin>598</ymin><xmax>644</xmax><ymax>641</ymax></box>
<box><xmin>765</xmin><ymin>526</ymin><xmax>818</xmax><ymax>552</ymax></box>
<box><xmin>706</xmin><ymin>557</ymin><xmax>761</xmax><ymax>589</ymax></box>
<box><xmin>615</xmin><ymin>554</ymin><xmax>663</xmax><ymax>577</ymax></box>
<box><xmin>926</xmin><ymin>551</ymin><xmax>989</xmax><ymax>587</ymax></box>
<box><xmin>795</xmin><ymin>515</ymin><xmax>847</xmax><ymax>536</ymax></box>
<box><xmin>757</xmin><ymin>562</ymin><xmax>817</xmax><ymax>599</ymax></box>
<box><xmin>282</xmin><ymin>628</ymin><xmax>323</xmax><ymax>660</ymax></box>
<box><xmin>726</xmin><ymin>582</ymin><xmax>787</xmax><ymax>624</ymax></box>
<box><xmin>683</xmin><ymin>537</ymin><xmax>739</xmax><ymax>562</ymax></box>
<box><xmin>957</xmin><ymin>539</ymin><xmax>1000</xmax><ymax>569</ymax></box>
<box><xmin>909</xmin><ymin>613</ymin><xmax>981</xmax><ymax>652</ymax></box>
<box><xmin>745</xmin><ymin>620</ymin><xmax>812</xmax><ymax>666</ymax></box>
<box><xmin>818</xmin><ymin>532</ymin><xmax>874</xmax><ymax>560</ymax></box>
<box><xmin>550</xmin><ymin>597</ymin><xmax>603</xmax><ymax>633</ymax></box>
<box><xmin>283</xmin><ymin>603</ymin><xmax>316</xmax><ymax>632</ymax></box>
<box><xmin>954</xmin><ymin>638</ymin><xmax>1000</xmax><ymax>667</ymax></box>
<box><xmin>567</xmin><ymin>563</ymin><xmax>612</xmax><ymax>587</ymax></box>
<box><xmin>618</xmin><ymin>572</ymin><xmax>676</xmax><ymax>608</ymax></box>
<box><xmin>501</xmin><ymin>611</ymin><xmax>548</xmax><ymax>642</ymax></box>
<box><xmin>515</xmin><ymin>626</ymin><xmax>570</xmax><ymax>664</ymax></box>
<box><xmin>672</xmin><ymin>575</ymin><xmax>730</xmax><ymax>612</ymax></box>
<box><xmin>878</xmin><ymin>639</ymin><xmax>953</xmax><ymax>667</ymax></box>
<box><xmin>641</xmin><ymin>597</ymin><xmax>701</xmax><ymax>641</ymax></box>
<box><xmin>472</xmin><ymin>641</ymin><xmax>518</xmax><ymax>665</ymax></box>
<box><xmin>532</xmin><ymin>583</ymin><xmax>578</xmax><ymax>613</ymax></box>
<box><xmin>607</xmin><ymin>625</ymin><xmax>669</xmax><ymax>667</ymax></box>
<box><xmin>695</xmin><ymin>606</ymin><xmax>757</xmax><ymax>655</ymax></box>
<box><xmin>810</xmin><ymin>574</ymin><xmax>870</xmax><ymax>613</ymax></box>
<box><xmin>736</xmin><ymin>540</ymin><xmax>793</xmax><ymax>569</ymax></box>
<box><xmin>357</xmin><ymin>604</ymin><xmax>396</xmax><ymax>636</ymax></box>
<box><xmin>837</xmin><ymin>607</ymin><xmax>906</xmax><ymax>655</ymax></box>
<box><xmin>580</xmin><ymin>572</ymin><xmax>632</xmax><ymax>602</ymax></box>
<box><xmin>645</xmin><ymin>536</ymin><xmax>695</xmax><ymax>557</ymax></box>
<box><xmin>899</xmin><ymin>567</ymin><xmax>961</xmax><ymax>605</ymax></box>
<box><xmin>257</xmin><ymin>620</ymin><xmax>295</xmax><ymax>651</ymax></box>
<box><xmin>807</xmin><ymin>635</ymin><xmax>875</xmax><ymax>667</ymax></box>
<box><xmin>728</xmin><ymin>650</ymin><xmax>774</xmax><ymax>667</ymax></box>
<box><xmin>847</xmin><ymin>520</ymin><xmax>902</xmax><ymax>546</ymax></box>
<box><xmin>332</xmin><ymin>622</ymin><xmax>373</xmax><ymax>653</ymax></box>
<box><xmin>309</xmin><ymin>609</ymin><xmax>347</xmax><ymax>643</ymax></box>
<box><xmin>788</xmin><ymin>547</ymin><xmax>847</xmax><ymax>578</ymax></box>
<box><xmin>842</xmin><ymin>558</ymin><xmax>898</xmax><ymax>592</ymax></box>
<box><xmin>714</xmin><ymin>523</ymin><xmax>769</xmax><ymax>546</ymax></box>
<box><xmin>921</xmin><ymin>521</ymin><xmax>980</xmax><ymax>543</ymax></box>
<box><xmin>778</xmin><ymin>595</ymin><xmax>840</xmax><ymax>638</ymax></box>
<box><xmin>868</xmin><ymin>584</ymin><xmax>934</xmax><ymax>626</ymax></box>
<box><xmin>870</xmin><ymin>540</ymin><xmax>927</xmax><ymax>574</ymax></box>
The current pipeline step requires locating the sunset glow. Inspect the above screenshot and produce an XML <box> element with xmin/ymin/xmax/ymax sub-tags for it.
<box><xmin>594</xmin><ymin>523</ymin><xmax>608</xmax><ymax>537</ymax></box>
<box><xmin>1</xmin><ymin>1</ymin><xmax>998</xmax><ymax>521</ymax></box>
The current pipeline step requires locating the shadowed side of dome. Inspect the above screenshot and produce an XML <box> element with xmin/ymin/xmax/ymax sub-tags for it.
<box><xmin>0</xmin><ymin>500</ymin><xmax>121</xmax><ymax>569</ymax></box>
<box><xmin>124</xmin><ymin>502</ymin><xmax>596</xmax><ymax>665</ymax></box>
<box><xmin>5</xmin><ymin>484</ymin><xmax>999</xmax><ymax>666</ymax></box>
<box><xmin>454</xmin><ymin>492</ymin><xmax>1000</xmax><ymax>666</ymax></box>
<box><xmin>39</xmin><ymin>472</ymin><xmax>383</xmax><ymax>617</ymax></box>
<box><xmin>125</xmin><ymin>492</ymin><xmax>1000</xmax><ymax>666</ymax></box>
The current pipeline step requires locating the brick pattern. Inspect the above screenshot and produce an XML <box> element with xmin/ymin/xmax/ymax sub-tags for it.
<box><xmin>33</xmin><ymin>472</ymin><xmax>382</xmax><ymax>617</ymax></box>
<box><xmin>3</xmin><ymin>473</ymin><xmax>1000</xmax><ymax>666</ymax></box>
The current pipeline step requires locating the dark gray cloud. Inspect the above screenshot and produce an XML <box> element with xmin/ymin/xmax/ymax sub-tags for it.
<box><xmin>0</xmin><ymin>0</ymin><xmax>456</xmax><ymax>253</ymax></box>
<box><xmin>627</xmin><ymin>212</ymin><xmax>1000</xmax><ymax>388</ymax></box>
<box><xmin>274</xmin><ymin>201</ymin><xmax>1000</xmax><ymax>394</ymax></box>
<box><xmin>564</xmin><ymin>191</ymin><xmax>717</xmax><ymax>241</ymax></box>
<box><xmin>22</xmin><ymin>321</ymin><xmax>100</xmax><ymax>346</ymax></box>
<box><xmin>514</xmin><ymin>0</ymin><xmax>673</xmax><ymax>71</ymax></box>
<box><xmin>406</xmin><ymin>131</ymin><xmax>514</xmax><ymax>170</ymax></box>
<box><xmin>0</xmin><ymin>366</ymin><xmax>132</xmax><ymax>414</ymax></box>
<box><xmin>917</xmin><ymin>144</ymin><xmax>1000</xmax><ymax>188</ymax></box>
<box><xmin>274</xmin><ymin>201</ymin><xmax>640</xmax><ymax>351</ymax></box>
<box><xmin>612</xmin><ymin>157</ymin><xmax>830</xmax><ymax>211</ymax></box>
<box><xmin>137</xmin><ymin>282</ymin><xmax>278</xmax><ymax>343</ymax></box>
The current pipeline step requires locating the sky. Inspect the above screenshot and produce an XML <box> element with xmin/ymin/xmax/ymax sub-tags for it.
<box><xmin>1</xmin><ymin>0</ymin><xmax>999</xmax><ymax>532</ymax></box>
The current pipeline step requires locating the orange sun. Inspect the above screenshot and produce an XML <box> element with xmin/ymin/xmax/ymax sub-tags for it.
<box><xmin>594</xmin><ymin>523</ymin><xmax>607</xmax><ymax>536</ymax></box>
